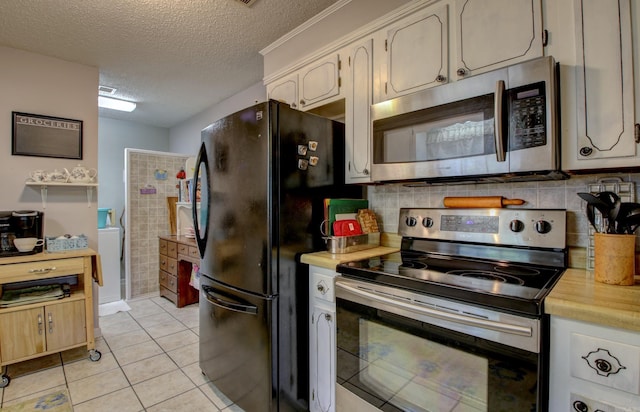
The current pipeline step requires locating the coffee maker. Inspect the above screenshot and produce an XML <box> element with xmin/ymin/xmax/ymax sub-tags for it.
<box><xmin>0</xmin><ymin>210</ymin><xmax>44</xmax><ymax>256</ymax></box>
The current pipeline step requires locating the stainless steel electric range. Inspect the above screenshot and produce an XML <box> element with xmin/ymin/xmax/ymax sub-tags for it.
<box><xmin>335</xmin><ymin>208</ymin><xmax>567</xmax><ymax>412</ymax></box>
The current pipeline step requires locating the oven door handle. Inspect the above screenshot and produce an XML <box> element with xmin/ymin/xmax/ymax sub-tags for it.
<box><xmin>336</xmin><ymin>281</ymin><xmax>532</xmax><ymax>337</ymax></box>
<box><xmin>494</xmin><ymin>80</ymin><xmax>507</xmax><ymax>162</ymax></box>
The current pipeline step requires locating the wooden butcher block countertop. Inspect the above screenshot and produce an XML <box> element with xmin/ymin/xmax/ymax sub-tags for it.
<box><xmin>545</xmin><ymin>268</ymin><xmax>640</xmax><ymax>332</ymax></box>
<box><xmin>301</xmin><ymin>233</ymin><xmax>400</xmax><ymax>269</ymax></box>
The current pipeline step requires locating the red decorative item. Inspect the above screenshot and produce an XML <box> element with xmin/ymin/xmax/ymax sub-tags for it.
<box><xmin>176</xmin><ymin>168</ymin><xmax>186</xmax><ymax>179</ymax></box>
<box><xmin>333</xmin><ymin>220</ymin><xmax>363</xmax><ymax>236</ymax></box>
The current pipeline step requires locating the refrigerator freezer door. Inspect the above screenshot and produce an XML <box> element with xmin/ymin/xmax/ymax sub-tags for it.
<box><xmin>199</xmin><ymin>275</ymin><xmax>275</xmax><ymax>411</ymax></box>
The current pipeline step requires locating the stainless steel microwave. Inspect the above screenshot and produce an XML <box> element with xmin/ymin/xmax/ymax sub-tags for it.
<box><xmin>371</xmin><ymin>56</ymin><xmax>566</xmax><ymax>184</ymax></box>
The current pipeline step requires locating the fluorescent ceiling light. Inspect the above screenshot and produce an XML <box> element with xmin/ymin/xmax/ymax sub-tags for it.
<box><xmin>98</xmin><ymin>96</ymin><xmax>136</xmax><ymax>112</ymax></box>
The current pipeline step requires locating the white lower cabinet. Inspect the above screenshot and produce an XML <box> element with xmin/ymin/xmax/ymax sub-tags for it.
<box><xmin>309</xmin><ymin>265</ymin><xmax>339</xmax><ymax>412</ymax></box>
<box><xmin>549</xmin><ymin>316</ymin><xmax>640</xmax><ymax>411</ymax></box>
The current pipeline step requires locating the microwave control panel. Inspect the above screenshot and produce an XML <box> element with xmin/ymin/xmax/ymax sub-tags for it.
<box><xmin>508</xmin><ymin>81</ymin><xmax>547</xmax><ymax>151</ymax></box>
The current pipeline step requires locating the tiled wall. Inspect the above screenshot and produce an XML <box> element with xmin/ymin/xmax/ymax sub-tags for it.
<box><xmin>127</xmin><ymin>151</ymin><xmax>189</xmax><ymax>298</ymax></box>
<box><xmin>367</xmin><ymin>172</ymin><xmax>640</xmax><ymax>254</ymax></box>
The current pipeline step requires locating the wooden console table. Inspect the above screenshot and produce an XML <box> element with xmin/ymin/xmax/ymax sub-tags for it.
<box><xmin>158</xmin><ymin>235</ymin><xmax>200</xmax><ymax>308</ymax></box>
<box><xmin>0</xmin><ymin>248</ymin><xmax>102</xmax><ymax>387</ymax></box>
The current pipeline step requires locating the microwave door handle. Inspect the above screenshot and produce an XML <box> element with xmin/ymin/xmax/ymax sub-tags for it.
<box><xmin>494</xmin><ymin>80</ymin><xmax>506</xmax><ymax>162</ymax></box>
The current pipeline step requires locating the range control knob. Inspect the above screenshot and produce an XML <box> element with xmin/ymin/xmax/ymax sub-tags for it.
<box><xmin>422</xmin><ymin>217</ymin><xmax>434</xmax><ymax>228</ymax></box>
<box><xmin>509</xmin><ymin>219</ymin><xmax>524</xmax><ymax>232</ymax></box>
<box><xmin>405</xmin><ymin>216</ymin><xmax>417</xmax><ymax>227</ymax></box>
<box><xmin>534</xmin><ymin>220</ymin><xmax>552</xmax><ymax>234</ymax></box>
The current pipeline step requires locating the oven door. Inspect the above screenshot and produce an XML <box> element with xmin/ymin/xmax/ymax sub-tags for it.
<box><xmin>335</xmin><ymin>278</ymin><xmax>547</xmax><ymax>412</ymax></box>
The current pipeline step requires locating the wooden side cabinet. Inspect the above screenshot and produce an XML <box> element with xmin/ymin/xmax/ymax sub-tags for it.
<box><xmin>158</xmin><ymin>236</ymin><xmax>199</xmax><ymax>308</ymax></box>
<box><xmin>0</xmin><ymin>249</ymin><xmax>102</xmax><ymax>388</ymax></box>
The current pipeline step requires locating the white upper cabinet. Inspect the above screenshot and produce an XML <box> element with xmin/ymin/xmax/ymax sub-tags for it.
<box><xmin>267</xmin><ymin>72</ymin><xmax>298</xmax><ymax>108</ymax></box>
<box><xmin>267</xmin><ymin>54</ymin><xmax>343</xmax><ymax>112</ymax></box>
<box><xmin>562</xmin><ymin>0</ymin><xmax>638</xmax><ymax>171</ymax></box>
<box><xmin>376</xmin><ymin>0</ymin><xmax>543</xmax><ymax>103</ymax></box>
<box><xmin>300</xmin><ymin>54</ymin><xmax>342</xmax><ymax>110</ymax></box>
<box><xmin>454</xmin><ymin>0</ymin><xmax>543</xmax><ymax>79</ymax></box>
<box><xmin>345</xmin><ymin>39</ymin><xmax>374</xmax><ymax>183</ymax></box>
<box><xmin>380</xmin><ymin>5</ymin><xmax>449</xmax><ymax>101</ymax></box>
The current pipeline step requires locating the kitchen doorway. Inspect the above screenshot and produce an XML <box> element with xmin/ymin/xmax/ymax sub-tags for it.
<box><xmin>123</xmin><ymin>148</ymin><xmax>191</xmax><ymax>300</ymax></box>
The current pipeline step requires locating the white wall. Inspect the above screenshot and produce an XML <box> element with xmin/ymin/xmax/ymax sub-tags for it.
<box><xmin>98</xmin><ymin>117</ymin><xmax>172</xmax><ymax>229</ymax></box>
<box><xmin>0</xmin><ymin>46</ymin><xmax>99</xmax><ymax>248</ymax></box>
<box><xmin>168</xmin><ymin>82</ymin><xmax>266</xmax><ymax>154</ymax></box>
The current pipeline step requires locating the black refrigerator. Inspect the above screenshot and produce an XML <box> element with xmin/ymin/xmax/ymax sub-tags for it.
<box><xmin>193</xmin><ymin>100</ymin><xmax>362</xmax><ymax>411</ymax></box>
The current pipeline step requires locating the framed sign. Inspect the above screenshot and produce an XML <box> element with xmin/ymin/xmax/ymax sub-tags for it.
<box><xmin>12</xmin><ymin>112</ymin><xmax>83</xmax><ymax>159</ymax></box>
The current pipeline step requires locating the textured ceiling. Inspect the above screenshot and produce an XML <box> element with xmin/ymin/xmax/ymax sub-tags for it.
<box><xmin>0</xmin><ymin>0</ymin><xmax>340</xmax><ymax>128</ymax></box>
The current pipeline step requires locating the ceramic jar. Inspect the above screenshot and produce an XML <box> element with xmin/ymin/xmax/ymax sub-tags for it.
<box><xmin>66</xmin><ymin>165</ymin><xmax>97</xmax><ymax>183</ymax></box>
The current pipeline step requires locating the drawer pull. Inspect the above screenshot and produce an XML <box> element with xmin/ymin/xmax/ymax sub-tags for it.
<box><xmin>37</xmin><ymin>313</ymin><xmax>43</xmax><ymax>335</ymax></box>
<box><xmin>582</xmin><ymin>348</ymin><xmax>626</xmax><ymax>377</ymax></box>
<box><xmin>48</xmin><ymin>312</ymin><xmax>53</xmax><ymax>334</ymax></box>
<box><xmin>28</xmin><ymin>266</ymin><xmax>57</xmax><ymax>274</ymax></box>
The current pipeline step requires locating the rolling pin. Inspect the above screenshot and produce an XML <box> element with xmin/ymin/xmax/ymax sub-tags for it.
<box><xmin>443</xmin><ymin>196</ymin><xmax>525</xmax><ymax>208</ymax></box>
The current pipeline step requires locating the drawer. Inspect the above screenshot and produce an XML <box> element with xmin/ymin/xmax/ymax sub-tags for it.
<box><xmin>159</xmin><ymin>239</ymin><xmax>168</xmax><ymax>256</ymax></box>
<box><xmin>311</xmin><ymin>268</ymin><xmax>339</xmax><ymax>303</ymax></box>
<box><xmin>177</xmin><ymin>243</ymin><xmax>189</xmax><ymax>255</ymax></box>
<box><xmin>0</xmin><ymin>257</ymin><xmax>85</xmax><ymax>283</ymax></box>
<box><xmin>159</xmin><ymin>270</ymin><xmax>177</xmax><ymax>293</ymax></box>
<box><xmin>189</xmin><ymin>246</ymin><xmax>199</xmax><ymax>259</ymax></box>
<box><xmin>167</xmin><ymin>241</ymin><xmax>178</xmax><ymax>259</ymax></box>
<box><xmin>160</xmin><ymin>286</ymin><xmax>177</xmax><ymax>304</ymax></box>
<box><xmin>159</xmin><ymin>256</ymin><xmax>177</xmax><ymax>276</ymax></box>
<box><xmin>570</xmin><ymin>332</ymin><xmax>640</xmax><ymax>394</ymax></box>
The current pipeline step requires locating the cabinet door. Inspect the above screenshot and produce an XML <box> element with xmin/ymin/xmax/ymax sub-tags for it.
<box><xmin>310</xmin><ymin>306</ymin><xmax>336</xmax><ymax>412</ymax></box>
<box><xmin>267</xmin><ymin>72</ymin><xmax>298</xmax><ymax>108</ymax></box>
<box><xmin>0</xmin><ymin>307</ymin><xmax>46</xmax><ymax>361</ymax></box>
<box><xmin>568</xmin><ymin>0</ymin><xmax>637</xmax><ymax>169</ymax></box>
<box><xmin>299</xmin><ymin>54</ymin><xmax>342</xmax><ymax>111</ymax></box>
<box><xmin>45</xmin><ymin>300</ymin><xmax>86</xmax><ymax>352</ymax></box>
<box><xmin>382</xmin><ymin>5</ymin><xmax>449</xmax><ymax>101</ymax></box>
<box><xmin>345</xmin><ymin>39</ymin><xmax>373</xmax><ymax>183</ymax></box>
<box><xmin>454</xmin><ymin>0</ymin><xmax>543</xmax><ymax>79</ymax></box>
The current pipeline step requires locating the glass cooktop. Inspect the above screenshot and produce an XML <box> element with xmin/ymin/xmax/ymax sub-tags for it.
<box><xmin>337</xmin><ymin>251</ymin><xmax>565</xmax><ymax>316</ymax></box>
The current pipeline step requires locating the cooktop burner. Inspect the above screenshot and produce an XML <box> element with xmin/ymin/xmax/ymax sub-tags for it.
<box><xmin>445</xmin><ymin>270</ymin><xmax>526</xmax><ymax>285</ymax></box>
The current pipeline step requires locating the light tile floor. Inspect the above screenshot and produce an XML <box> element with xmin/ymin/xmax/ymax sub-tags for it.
<box><xmin>0</xmin><ymin>295</ymin><xmax>244</xmax><ymax>411</ymax></box>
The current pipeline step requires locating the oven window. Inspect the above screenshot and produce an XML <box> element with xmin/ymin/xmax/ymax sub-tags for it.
<box><xmin>373</xmin><ymin>94</ymin><xmax>496</xmax><ymax>164</ymax></box>
<box><xmin>337</xmin><ymin>299</ymin><xmax>540</xmax><ymax>412</ymax></box>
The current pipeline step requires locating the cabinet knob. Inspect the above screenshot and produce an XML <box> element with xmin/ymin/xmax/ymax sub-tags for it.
<box><xmin>436</xmin><ymin>75</ymin><xmax>446</xmax><ymax>82</ymax></box>
<box><xmin>363</xmin><ymin>168</ymin><xmax>369</xmax><ymax>175</ymax></box>
<box><xmin>457</xmin><ymin>68</ymin><xmax>467</xmax><ymax>77</ymax></box>
<box><xmin>572</xmin><ymin>400</ymin><xmax>588</xmax><ymax>412</ymax></box>
<box><xmin>324</xmin><ymin>313</ymin><xmax>332</xmax><ymax>321</ymax></box>
<box><xmin>299</xmin><ymin>99</ymin><xmax>306</xmax><ymax>106</ymax></box>
<box><xmin>579</xmin><ymin>146</ymin><xmax>593</xmax><ymax>157</ymax></box>
<box><xmin>317</xmin><ymin>283</ymin><xmax>326</xmax><ymax>294</ymax></box>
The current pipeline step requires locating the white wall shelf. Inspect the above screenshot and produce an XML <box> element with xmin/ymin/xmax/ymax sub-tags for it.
<box><xmin>25</xmin><ymin>182</ymin><xmax>99</xmax><ymax>209</ymax></box>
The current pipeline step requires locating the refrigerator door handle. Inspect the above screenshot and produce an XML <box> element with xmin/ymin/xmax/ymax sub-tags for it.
<box><xmin>193</xmin><ymin>142</ymin><xmax>208</xmax><ymax>257</ymax></box>
<box><xmin>202</xmin><ymin>285</ymin><xmax>258</xmax><ymax>315</ymax></box>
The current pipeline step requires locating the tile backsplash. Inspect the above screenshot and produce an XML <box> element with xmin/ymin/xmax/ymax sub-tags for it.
<box><xmin>367</xmin><ymin>173</ymin><xmax>640</xmax><ymax>255</ymax></box>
